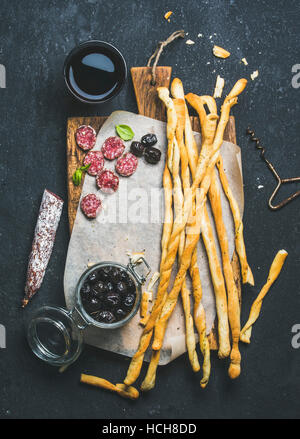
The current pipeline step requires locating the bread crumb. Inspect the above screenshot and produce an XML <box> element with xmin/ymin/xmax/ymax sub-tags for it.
<box><xmin>251</xmin><ymin>70</ymin><xmax>259</xmax><ymax>80</ymax></box>
<box><xmin>241</xmin><ymin>57</ymin><xmax>248</xmax><ymax>65</ymax></box>
<box><xmin>186</xmin><ymin>39</ymin><xmax>195</xmax><ymax>45</ymax></box>
<box><xmin>213</xmin><ymin>75</ymin><xmax>225</xmax><ymax>98</ymax></box>
<box><xmin>213</xmin><ymin>45</ymin><xmax>230</xmax><ymax>59</ymax></box>
<box><xmin>198</xmin><ymin>33</ymin><xmax>203</xmax><ymax>37</ymax></box>
<box><xmin>257</xmin><ymin>185</ymin><xmax>264</xmax><ymax>189</ymax></box>
<box><xmin>147</xmin><ymin>271</ymin><xmax>160</xmax><ymax>292</ymax></box>
<box><xmin>126</xmin><ymin>250</ymin><xmax>145</xmax><ymax>264</ymax></box>
<box><xmin>164</xmin><ymin>11</ymin><xmax>173</xmax><ymax>21</ymax></box>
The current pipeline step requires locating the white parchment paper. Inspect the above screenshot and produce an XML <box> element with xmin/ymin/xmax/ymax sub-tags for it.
<box><xmin>64</xmin><ymin>111</ymin><xmax>244</xmax><ymax>365</ymax></box>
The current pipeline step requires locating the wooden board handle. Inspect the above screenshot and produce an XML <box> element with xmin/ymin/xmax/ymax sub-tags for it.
<box><xmin>131</xmin><ymin>66</ymin><xmax>172</xmax><ymax>121</ymax></box>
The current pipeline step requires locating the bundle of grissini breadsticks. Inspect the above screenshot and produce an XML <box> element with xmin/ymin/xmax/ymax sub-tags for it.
<box><xmin>81</xmin><ymin>78</ymin><xmax>288</xmax><ymax>398</ymax></box>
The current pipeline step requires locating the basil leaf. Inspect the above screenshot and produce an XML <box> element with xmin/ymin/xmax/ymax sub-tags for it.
<box><xmin>72</xmin><ymin>163</ymin><xmax>91</xmax><ymax>186</ymax></box>
<box><xmin>116</xmin><ymin>124</ymin><xmax>134</xmax><ymax>141</ymax></box>
<box><xmin>80</xmin><ymin>163</ymin><xmax>91</xmax><ymax>171</ymax></box>
<box><xmin>72</xmin><ymin>169</ymin><xmax>82</xmax><ymax>186</ymax></box>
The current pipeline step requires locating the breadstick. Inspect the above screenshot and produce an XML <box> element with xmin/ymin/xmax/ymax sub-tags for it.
<box><xmin>125</xmin><ymin>79</ymin><xmax>247</xmax><ymax>386</ymax></box>
<box><xmin>200</xmin><ymin>206</ymin><xmax>231</xmax><ymax>358</ymax></box>
<box><xmin>123</xmin><ymin>91</ymin><xmax>181</xmax><ymax>386</ymax></box>
<box><xmin>149</xmin><ymin>91</ymin><xmax>218</xmax><ymax>352</ymax></box>
<box><xmin>142</xmin><ymin>196</ymin><xmax>205</xmax><ymax>392</ymax></box>
<box><xmin>140</xmin><ymin>272</ymin><xmax>160</xmax><ymax>326</ymax></box>
<box><xmin>173</xmin><ymin>98</ymin><xmax>200</xmax><ymax>373</ymax></box>
<box><xmin>188</xmin><ymin>94</ymin><xmax>231</xmax><ymax>360</ymax></box>
<box><xmin>209</xmin><ymin>170</ymin><xmax>241</xmax><ymax>376</ymax></box>
<box><xmin>139</xmin><ymin>167</ymin><xmax>173</xmax><ymax>329</ymax></box>
<box><xmin>240</xmin><ymin>250</ymin><xmax>288</xmax><ymax>343</ymax></box>
<box><xmin>161</xmin><ymin>166</ymin><xmax>173</xmax><ymax>270</ymax></box>
<box><xmin>171</xmin><ymin>78</ymin><xmax>211</xmax><ymax>387</ymax></box>
<box><xmin>140</xmin><ymin>292</ymin><xmax>149</xmax><ymax>319</ymax></box>
<box><xmin>152</xmin><ymin>79</ymin><xmax>247</xmax><ymax>352</ymax></box>
<box><xmin>80</xmin><ymin>374</ymin><xmax>139</xmax><ymax>400</ymax></box>
<box><xmin>171</xmin><ymin>78</ymin><xmax>198</xmax><ymax>172</ymax></box>
<box><xmin>188</xmin><ymin>94</ymin><xmax>229</xmax><ymax>361</ymax></box>
<box><xmin>216</xmin><ymin>155</ymin><xmax>254</xmax><ymax>286</ymax></box>
<box><xmin>141</xmin><ymin>99</ymin><xmax>200</xmax><ymax>391</ymax></box>
<box><xmin>189</xmin><ymin>237</ymin><xmax>211</xmax><ymax>387</ymax></box>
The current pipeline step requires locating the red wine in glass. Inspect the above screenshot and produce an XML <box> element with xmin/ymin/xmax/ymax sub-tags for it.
<box><xmin>64</xmin><ymin>41</ymin><xmax>127</xmax><ymax>104</ymax></box>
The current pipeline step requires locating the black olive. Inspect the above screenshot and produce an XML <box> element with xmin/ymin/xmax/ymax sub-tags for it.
<box><xmin>123</xmin><ymin>294</ymin><xmax>135</xmax><ymax>308</ymax></box>
<box><xmin>97</xmin><ymin>310</ymin><xmax>116</xmax><ymax>324</ymax></box>
<box><xmin>119</xmin><ymin>269</ymin><xmax>130</xmax><ymax>283</ymax></box>
<box><xmin>84</xmin><ymin>297</ymin><xmax>102</xmax><ymax>313</ymax></box>
<box><xmin>130</xmin><ymin>141</ymin><xmax>145</xmax><ymax>157</ymax></box>
<box><xmin>80</xmin><ymin>282</ymin><xmax>91</xmax><ymax>297</ymax></box>
<box><xmin>106</xmin><ymin>292</ymin><xmax>121</xmax><ymax>307</ymax></box>
<box><xmin>87</xmin><ymin>271</ymin><xmax>98</xmax><ymax>283</ymax></box>
<box><xmin>116</xmin><ymin>308</ymin><xmax>127</xmax><ymax>320</ymax></box>
<box><xmin>91</xmin><ymin>280</ymin><xmax>107</xmax><ymax>299</ymax></box>
<box><xmin>116</xmin><ymin>281</ymin><xmax>127</xmax><ymax>295</ymax></box>
<box><xmin>126</xmin><ymin>277</ymin><xmax>136</xmax><ymax>293</ymax></box>
<box><xmin>98</xmin><ymin>266</ymin><xmax>112</xmax><ymax>281</ymax></box>
<box><xmin>141</xmin><ymin>133</ymin><xmax>157</xmax><ymax>147</ymax></box>
<box><xmin>105</xmin><ymin>281</ymin><xmax>114</xmax><ymax>294</ymax></box>
<box><xmin>110</xmin><ymin>267</ymin><xmax>121</xmax><ymax>284</ymax></box>
<box><xmin>144</xmin><ymin>146</ymin><xmax>161</xmax><ymax>164</ymax></box>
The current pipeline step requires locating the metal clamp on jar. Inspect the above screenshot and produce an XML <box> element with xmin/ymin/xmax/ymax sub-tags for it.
<box><xmin>27</xmin><ymin>257</ymin><xmax>151</xmax><ymax>368</ymax></box>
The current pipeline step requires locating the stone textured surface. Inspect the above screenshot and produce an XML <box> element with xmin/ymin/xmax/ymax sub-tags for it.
<box><xmin>0</xmin><ymin>0</ymin><xmax>300</xmax><ymax>419</ymax></box>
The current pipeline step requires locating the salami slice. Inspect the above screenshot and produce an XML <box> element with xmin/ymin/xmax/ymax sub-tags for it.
<box><xmin>96</xmin><ymin>169</ymin><xmax>119</xmax><ymax>194</ymax></box>
<box><xmin>81</xmin><ymin>193</ymin><xmax>102</xmax><ymax>219</ymax></box>
<box><xmin>75</xmin><ymin>125</ymin><xmax>97</xmax><ymax>151</ymax></box>
<box><xmin>22</xmin><ymin>189</ymin><xmax>64</xmax><ymax>307</ymax></box>
<box><xmin>83</xmin><ymin>150</ymin><xmax>105</xmax><ymax>176</ymax></box>
<box><xmin>101</xmin><ymin>136</ymin><xmax>125</xmax><ymax>160</ymax></box>
<box><xmin>115</xmin><ymin>153</ymin><xmax>138</xmax><ymax>177</ymax></box>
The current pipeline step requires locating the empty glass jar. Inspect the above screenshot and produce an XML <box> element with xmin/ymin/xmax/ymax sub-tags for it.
<box><xmin>27</xmin><ymin>258</ymin><xmax>150</xmax><ymax>368</ymax></box>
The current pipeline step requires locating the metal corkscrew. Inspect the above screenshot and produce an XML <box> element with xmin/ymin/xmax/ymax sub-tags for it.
<box><xmin>246</xmin><ymin>128</ymin><xmax>300</xmax><ymax>210</ymax></box>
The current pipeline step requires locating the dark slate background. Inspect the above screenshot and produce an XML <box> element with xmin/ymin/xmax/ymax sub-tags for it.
<box><xmin>0</xmin><ymin>0</ymin><xmax>300</xmax><ymax>419</ymax></box>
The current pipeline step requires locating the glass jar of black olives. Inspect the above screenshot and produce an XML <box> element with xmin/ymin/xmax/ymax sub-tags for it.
<box><xmin>27</xmin><ymin>258</ymin><xmax>150</xmax><ymax>368</ymax></box>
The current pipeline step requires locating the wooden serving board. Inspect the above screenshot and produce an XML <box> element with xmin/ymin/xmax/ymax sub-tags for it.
<box><xmin>66</xmin><ymin>66</ymin><xmax>241</xmax><ymax>350</ymax></box>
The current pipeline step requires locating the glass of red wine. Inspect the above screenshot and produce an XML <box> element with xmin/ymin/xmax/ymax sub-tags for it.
<box><xmin>64</xmin><ymin>40</ymin><xmax>127</xmax><ymax>104</ymax></box>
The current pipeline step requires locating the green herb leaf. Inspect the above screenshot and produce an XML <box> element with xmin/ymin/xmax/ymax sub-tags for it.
<box><xmin>72</xmin><ymin>163</ymin><xmax>91</xmax><ymax>186</ymax></box>
<box><xmin>116</xmin><ymin>124</ymin><xmax>134</xmax><ymax>141</ymax></box>
<box><xmin>80</xmin><ymin>163</ymin><xmax>91</xmax><ymax>171</ymax></box>
<box><xmin>72</xmin><ymin>169</ymin><xmax>82</xmax><ymax>186</ymax></box>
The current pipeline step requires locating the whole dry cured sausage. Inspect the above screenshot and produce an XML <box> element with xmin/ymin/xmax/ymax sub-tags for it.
<box><xmin>81</xmin><ymin>194</ymin><xmax>102</xmax><ymax>219</ymax></box>
<box><xmin>101</xmin><ymin>136</ymin><xmax>125</xmax><ymax>160</ymax></box>
<box><xmin>83</xmin><ymin>150</ymin><xmax>105</xmax><ymax>176</ymax></box>
<box><xmin>115</xmin><ymin>153</ymin><xmax>138</xmax><ymax>177</ymax></box>
<box><xmin>22</xmin><ymin>189</ymin><xmax>64</xmax><ymax>307</ymax></box>
<box><xmin>96</xmin><ymin>169</ymin><xmax>119</xmax><ymax>194</ymax></box>
<box><xmin>75</xmin><ymin>125</ymin><xmax>97</xmax><ymax>151</ymax></box>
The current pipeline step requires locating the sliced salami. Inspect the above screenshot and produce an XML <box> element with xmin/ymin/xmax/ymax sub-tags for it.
<box><xmin>75</xmin><ymin>125</ymin><xmax>97</xmax><ymax>151</ymax></box>
<box><xmin>115</xmin><ymin>153</ymin><xmax>138</xmax><ymax>177</ymax></box>
<box><xmin>81</xmin><ymin>194</ymin><xmax>102</xmax><ymax>219</ymax></box>
<box><xmin>96</xmin><ymin>169</ymin><xmax>119</xmax><ymax>194</ymax></box>
<box><xmin>22</xmin><ymin>189</ymin><xmax>64</xmax><ymax>307</ymax></box>
<box><xmin>83</xmin><ymin>150</ymin><xmax>105</xmax><ymax>176</ymax></box>
<box><xmin>101</xmin><ymin>136</ymin><xmax>125</xmax><ymax>160</ymax></box>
